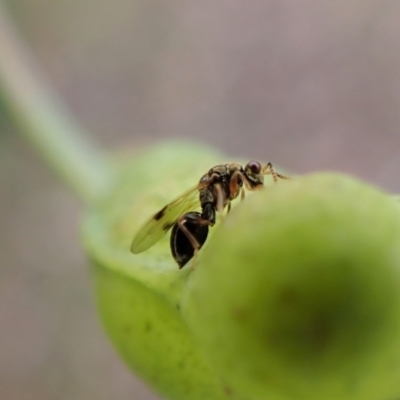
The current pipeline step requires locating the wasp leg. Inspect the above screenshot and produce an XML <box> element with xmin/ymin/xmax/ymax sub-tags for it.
<box><xmin>214</xmin><ymin>182</ymin><xmax>225</xmax><ymax>214</ymax></box>
<box><xmin>227</xmin><ymin>200</ymin><xmax>232</xmax><ymax>214</ymax></box>
<box><xmin>174</xmin><ymin>213</ymin><xmax>211</xmax><ymax>269</ymax></box>
<box><xmin>176</xmin><ymin>215</ymin><xmax>208</xmax><ymax>251</ymax></box>
<box><xmin>229</xmin><ymin>170</ymin><xmax>243</xmax><ymax>200</ymax></box>
<box><xmin>190</xmin><ymin>247</ymin><xmax>202</xmax><ymax>270</ymax></box>
<box><xmin>230</xmin><ymin>170</ymin><xmax>255</xmax><ymax>193</ymax></box>
<box><xmin>212</xmin><ymin>182</ymin><xmax>229</xmax><ymax>221</ymax></box>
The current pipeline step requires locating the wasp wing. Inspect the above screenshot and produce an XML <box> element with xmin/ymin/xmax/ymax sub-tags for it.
<box><xmin>130</xmin><ymin>183</ymin><xmax>205</xmax><ymax>254</ymax></box>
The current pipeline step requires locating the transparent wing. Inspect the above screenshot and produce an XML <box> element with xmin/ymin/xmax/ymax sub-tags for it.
<box><xmin>130</xmin><ymin>183</ymin><xmax>205</xmax><ymax>254</ymax></box>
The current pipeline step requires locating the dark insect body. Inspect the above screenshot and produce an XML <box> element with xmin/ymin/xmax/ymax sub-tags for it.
<box><xmin>170</xmin><ymin>212</ymin><xmax>209</xmax><ymax>268</ymax></box>
<box><xmin>131</xmin><ymin>161</ymin><xmax>288</xmax><ymax>268</ymax></box>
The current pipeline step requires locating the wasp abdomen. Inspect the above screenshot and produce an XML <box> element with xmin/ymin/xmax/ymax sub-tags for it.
<box><xmin>170</xmin><ymin>212</ymin><xmax>209</xmax><ymax>269</ymax></box>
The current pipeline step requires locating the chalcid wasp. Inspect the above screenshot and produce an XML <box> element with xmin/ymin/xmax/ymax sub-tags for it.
<box><xmin>131</xmin><ymin>161</ymin><xmax>288</xmax><ymax>268</ymax></box>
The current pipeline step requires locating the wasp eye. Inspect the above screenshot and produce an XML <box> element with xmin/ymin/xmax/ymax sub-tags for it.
<box><xmin>247</xmin><ymin>161</ymin><xmax>261</xmax><ymax>174</ymax></box>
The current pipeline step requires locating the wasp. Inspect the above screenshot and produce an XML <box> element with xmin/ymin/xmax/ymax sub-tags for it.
<box><xmin>131</xmin><ymin>161</ymin><xmax>288</xmax><ymax>268</ymax></box>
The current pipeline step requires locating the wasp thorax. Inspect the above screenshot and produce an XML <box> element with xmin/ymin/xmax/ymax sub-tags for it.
<box><xmin>131</xmin><ymin>159</ymin><xmax>287</xmax><ymax>268</ymax></box>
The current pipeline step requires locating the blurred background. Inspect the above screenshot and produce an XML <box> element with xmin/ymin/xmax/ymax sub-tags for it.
<box><xmin>1</xmin><ymin>1</ymin><xmax>400</xmax><ymax>399</ymax></box>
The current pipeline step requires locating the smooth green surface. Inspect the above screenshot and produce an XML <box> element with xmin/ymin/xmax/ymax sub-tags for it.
<box><xmin>83</xmin><ymin>143</ymin><xmax>400</xmax><ymax>400</ymax></box>
<box><xmin>82</xmin><ymin>143</ymin><xmax>231</xmax><ymax>400</ymax></box>
<box><xmin>183</xmin><ymin>174</ymin><xmax>400</xmax><ymax>400</ymax></box>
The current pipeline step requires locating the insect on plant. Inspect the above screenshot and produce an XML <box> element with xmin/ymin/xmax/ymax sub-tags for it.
<box><xmin>131</xmin><ymin>161</ymin><xmax>288</xmax><ymax>268</ymax></box>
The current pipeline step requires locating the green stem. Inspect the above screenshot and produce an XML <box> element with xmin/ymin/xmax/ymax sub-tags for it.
<box><xmin>0</xmin><ymin>2</ymin><xmax>114</xmax><ymax>203</ymax></box>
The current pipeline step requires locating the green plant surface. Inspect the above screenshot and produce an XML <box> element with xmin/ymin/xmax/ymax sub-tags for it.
<box><xmin>184</xmin><ymin>173</ymin><xmax>400</xmax><ymax>400</ymax></box>
<box><xmin>82</xmin><ymin>143</ymin><xmax>233</xmax><ymax>400</ymax></box>
<box><xmin>82</xmin><ymin>143</ymin><xmax>400</xmax><ymax>400</ymax></box>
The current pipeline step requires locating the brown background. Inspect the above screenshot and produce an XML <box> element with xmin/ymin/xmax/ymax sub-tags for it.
<box><xmin>1</xmin><ymin>1</ymin><xmax>400</xmax><ymax>399</ymax></box>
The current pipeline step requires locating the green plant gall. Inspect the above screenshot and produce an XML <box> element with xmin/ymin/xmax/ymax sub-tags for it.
<box><xmin>183</xmin><ymin>173</ymin><xmax>400</xmax><ymax>400</ymax></box>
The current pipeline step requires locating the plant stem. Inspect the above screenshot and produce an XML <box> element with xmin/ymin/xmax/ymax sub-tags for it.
<box><xmin>0</xmin><ymin>2</ymin><xmax>113</xmax><ymax>203</ymax></box>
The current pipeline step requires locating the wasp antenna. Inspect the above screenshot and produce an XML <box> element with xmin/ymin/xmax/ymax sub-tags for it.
<box><xmin>262</xmin><ymin>162</ymin><xmax>289</xmax><ymax>182</ymax></box>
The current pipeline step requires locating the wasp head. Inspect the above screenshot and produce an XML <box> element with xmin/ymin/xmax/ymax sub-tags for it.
<box><xmin>244</xmin><ymin>161</ymin><xmax>264</xmax><ymax>188</ymax></box>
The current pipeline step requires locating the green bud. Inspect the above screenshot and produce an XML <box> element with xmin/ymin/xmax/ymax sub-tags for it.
<box><xmin>183</xmin><ymin>173</ymin><xmax>400</xmax><ymax>400</ymax></box>
<box><xmin>82</xmin><ymin>143</ymin><xmax>229</xmax><ymax>400</ymax></box>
